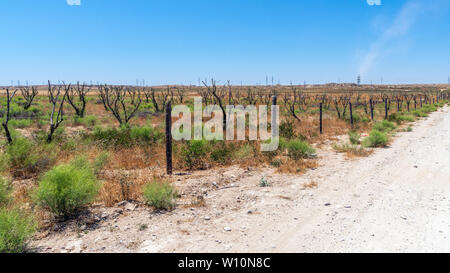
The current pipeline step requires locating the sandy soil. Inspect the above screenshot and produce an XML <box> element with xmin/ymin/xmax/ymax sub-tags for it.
<box><xmin>32</xmin><ymin>106</ymin><xmax>450</xmax><ymax>253</ymax></box>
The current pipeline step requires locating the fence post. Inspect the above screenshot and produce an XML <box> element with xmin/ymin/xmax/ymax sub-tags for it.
<box><xmin>319</xmin><ymin>102</ymin><xmax>323</xmax><ymax>134</ymax></box>
<box><xmin>165</xmin><ymin>101</ymin><xmax>173</xmax><ymax>175</ymax></box>
<box><xmin>384</xmin><ymin>99</ymin><xmax>388</xmax><ymax>120</ymax></box>
<box><xmin>271</xmin><ymin>95</ymin><xmax>278</xmax><ymax>138</ymax></box>
<box><xmin>370</xmin><ymin>99</ymin><xmax>374</xmax><ymax>121</ymax></box>
<box><xmin>349</xmin><ymin>102</ymin><xmax>353</xmax><ymax>128</ymax></box>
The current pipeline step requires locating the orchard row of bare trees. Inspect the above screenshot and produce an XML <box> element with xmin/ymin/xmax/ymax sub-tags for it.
<box><xmin>193</xmin><ymin>81</ymin><xmax>449</xmax><ymax>122</ymax></box>
<box><xmin>1</xmin><ymin>80</ymin><xmax>449</xmax><ymax>144</ymax></box>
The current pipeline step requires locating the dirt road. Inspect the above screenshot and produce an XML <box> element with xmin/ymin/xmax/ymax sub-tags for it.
<box><xmin>277</xmin><ymin>105</ymin><xmax>450</xmax><ymax>252</ymax></box>
<box><xmin>34</xmin><ymin>106</ymin><xmax>450</xmax><ymax>253</ymax></box>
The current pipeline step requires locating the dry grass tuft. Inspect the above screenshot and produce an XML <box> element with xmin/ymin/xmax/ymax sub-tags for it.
<box><xmin>333</xmin><ymin>143</ymin><xmax>372</xmax><ymax>158</ymax></box>
<box><xmin>97</xmin><ymin>170</ymin><xmax>157</xmax><ymax>207</ymax></box>
<box><xmin>277</xmin><ymin>158</ymin><xmax>318</xmax><ymax>174</ymax></box>
<box><xmin>303</xmin><ymin>181</ymin><xmax>318</xmax><ymax>189</ymax></box>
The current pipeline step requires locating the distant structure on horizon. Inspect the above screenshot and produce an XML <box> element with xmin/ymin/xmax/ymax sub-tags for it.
<box><xmin>357</xmin><ymin>75</ymin><xmax>361</xmax><ymax>86</ymax></box>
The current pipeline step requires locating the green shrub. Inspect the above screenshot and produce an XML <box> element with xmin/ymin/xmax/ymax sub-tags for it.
<box><xmin>260</xmin><ymin>137</ymin><xmax>281</xmax><ymax>160</ymax></box>
<box><xmin>0</xmin><ymin>178</ymin><xmax>11</xmax><ymax>207</ymax></box>
<box><xmin>363</xmin><ymin>130</ymin><xmax>388</xmax><ymax>148</ymax></box>
<box><xmin>130</xmin><ymin>126</ymin><xmax>162</xmax><ymax>143</ymax></box>
<box><xmin>259</xmin><ymin>176</ymin><xmax>271</xmax><ymax>187</ymax></box>
<box><xmin>234</xmin><ymin>144</ymin><xmax>253</xmax><ymax>161</ymax></box>
<box><xmin>9</xmin><ymin>119</ymin><xmax>33</xmax><ymax>129</ymax></box>
<box><xmin>397</xmin><ymin>115</ymin><xmax>415</xmax><ymax>122</ymax></box>
<box><xmin>345</xmin><ymin>113</ymin><xmax>361</xmax><ymax>123</ymax></box>
<box><xmin>412</xmin><ymin>110</ymin><xmax>428</xmax><ymax>117</ymax></box>
<box><xmin>348</xmin><ymin>131</ymin><xmax>360</xmax><ymax>145</ymax></box>
<box><xmin>180</xmin><ymin>139</ymin><xmax>209</xmax><ymax>169</ymax></box>
<box><xmin>90</xmin><ymin>126</ymin><xmax>162</xmax><ymax>148</ymax></box>
<box><xmin>2</xmin><ymin>137</ymin><xmax>57</xmax><ymax>178</ymax></box>
<box><xmin>373</xmin><ymin>120</ymin><xmax>396</xmax><ymax>132</ymax></box>
<box><xmin>270</xmin><ymin>159</ymin><xmax>282</xmax><ymax>168</ymax></box>
<box><xmin>388</xmin><ymin>113</ymin><xmax>415</xmax><ymax>124</ymax></box>
<box><xmin>279</xmin><ymin>121</ymin><xmax>296</xmax><ymax>139</ymax></box>
<box><xmin>4</xmin><ymin>137</ymin><xmax>39</xmax><ymax>177</ymax></box>
<box><xmin>422</xmin><ymin>105</ymin><xmax>437</xmax><ymax>113</ymax></box>
<box><xmin>32</xmin><ymin>156</ymin><xmax>101</xmax><ymax>216</ymax></box>
<box><xmin>0</xmin><ymin>208</ymin><xmax>35</xmax><ymax>253</ymax></box>
<box><xmin>60</xmin><ymin>138</ymin><xmax>77</xmax><ymax>152</ymax></box>
<box><xmin>387</xmin><ymin>113</ymin><xmax>399</xmax><ymax>122</ymax></box>
<box><xmin>278</xmin><ymin>137</ymin><xmax>288</xmax><ymax>150</ymax></box>
<box><xmin>142</xmin><ymin>180</ymin><xmax>177</xmax><ymax>210</ymax></box>
<box><xmin>83</xmin><ymin>115</ymin><xmax>97</xmax><ymax>127</ymax></box>
<box><xmin>210</xmin><ymin>142</ymin><xmax>232</xmax><ymax>164</ymax></box>
<box><xmin>93</xmin><ymin>152</ymin><xmax>110</xmax><ymax>175</ymax></box>
<box><xmin>0</xmin><ymin>103</ymin><xmax>41</xmax><ymax>120</ymax></box>
<box><xmin>286</xmin><ymin>139</ymin><xmax>316</xmax><ymax>160</ymax></box>
<box><xmin>72</xmin><ymin>115</ymin><xmax>97</xmax><ymax>128</ymax></box>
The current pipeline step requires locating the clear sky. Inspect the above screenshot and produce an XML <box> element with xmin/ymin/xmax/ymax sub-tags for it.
<box><xmin>1</xmin><ymin>0</ymin><xmax>449</xmax><ymax>85</ymax></box>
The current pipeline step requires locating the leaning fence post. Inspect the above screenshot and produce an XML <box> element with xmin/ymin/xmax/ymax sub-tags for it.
<box><xmin>319</xmin><ymin>102</ymin><xmax>323</xmax><ymax>134</ymax></box>
<box><xmin>165</xmin><ymin>101</ymin><xmax>173</xmax><ymax>175</ymax></box>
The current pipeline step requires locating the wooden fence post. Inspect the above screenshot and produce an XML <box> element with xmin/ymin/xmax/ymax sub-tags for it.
<box><xmin>319</xmin><ymin>102</ymin><xmax>323</xmax><ymax>134</ymax></box>
<box><xmin>272</xmin><ymin>95</ymin><xmax>277</xmax><ymax>107</ymax></box>
<box><xmin>165</xmin><ymin>101</ymin><xmax>173</xmax><ymax>175</ymax></box>
<box><xmin>349</xmin><ymin>102</ymin><xmax>353</xmax><ymax>128</ymax></box>
<box><xmin>271</xmin><ymin>95</ymin><xmax>278</xmax><ymax>138</ymax></box>
<box><xmin>369</xmin><ymin>98</ymin><xmax>374</xmax><ymax>121</ymax></box>
<box><xmin>384</xmin><ymin>99</ymin><xmax>388</xmax><ymax>120</ymax></box>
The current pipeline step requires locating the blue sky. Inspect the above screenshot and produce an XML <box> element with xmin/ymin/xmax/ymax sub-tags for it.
<box><xmin>1</xmin><ymin>0</ymin><xmax>449</xmax><ymax>85</ymax></box>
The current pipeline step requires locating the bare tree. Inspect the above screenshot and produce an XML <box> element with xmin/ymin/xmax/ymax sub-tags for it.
<box><xmin>394</xmin><ymin>93</ymin><xmax>403</xmax><ymax>112</ymax></box>
<box><xmin>340</xmin><ymin>94</ymin><xmax>351</xmax><ymax>119</ymax></box>
<box><xmin>227</xmin><ymin>81</ymin><xmax>233</xmax><ymax>105</ymax></box>
<box><xmin>404</xmin><ymin>93</ymin><xmax>414</xmax><ymax>112</ymax></box>
<box><xmin>174</xmin><ymin>86</ymin><xmax>185</xmax><ymax>104</ymax></box>
<box><xmin>283</xmin><ymin>86</ymin><xmax>301</xmax><ymax>121</ymax></box>
<box><xmin>98</xmin><ymin>85</ymin><xmax>110</xmax><ymax>111</ymax></box>
<box><xmin>245</xmin><ymin>87</ymin><xmax>258</xmax><ymax>105</ymax></box>
<box><xmin>2</xmin><ymin>88</ymin><xmax>18</xmax><ymax>144</ymax></box>
<box><xmin>127</xmin><ymin>86</ymin><xmax>139</xmax><ymax>106</ymax></box>
<box><xmin>19</xmin><ymin>85</ymin><xmax>38</xmax><ymax>110</ymax></box>
<box><xmin>65</xmin><ymin>81</ymin><xmax>90</xmax><ymax>117</ymax></box>
<box><xmin>333</xmin><ymin>95</ymin><xmax>350</xmax><ymax>119</ymax></box>
<box><xmin>262</xmin><ymin>88</ymin><xmax>276</xmax><ymax>108</ymax></box>
<box><xmin>203</xmin><ymin>79</ymin><xmax>227</xmax><ymax>131</ymax></box>
<box><xmin>150</xmin><ymin>87</ymin><xmax>171</xmax><ymax>113</ymax></box>
<box><xmin>143</xmin><ymin>87</ymin><xmax>151</xmax><ymax>103</ymax></box>
<box><xmin>198</xmin><ymin>85</ymin><xmax>211</xmax><ymax>106</ymax></box>
<box><xmin>47</xmin><ymin>81</ymin><xmax>67</xmax><ymax>143</ymax></box>
<box><xmin>100</xmin><ymin>85</ymin><xmax>142</xmax><ymax>126</ymax></box>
